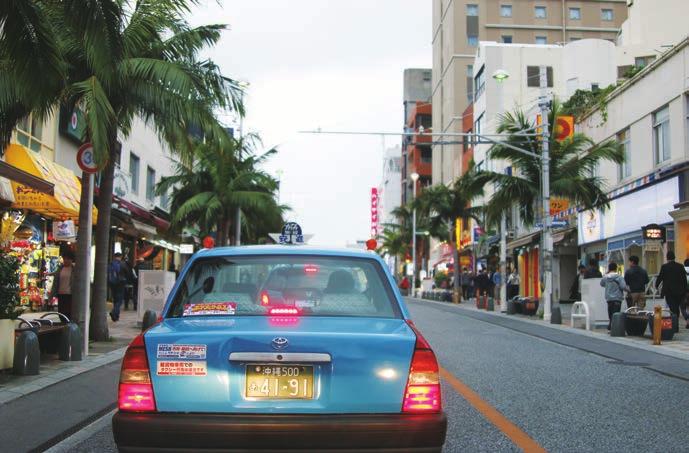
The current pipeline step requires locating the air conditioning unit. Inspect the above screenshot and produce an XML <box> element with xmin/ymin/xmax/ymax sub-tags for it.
<box><xmin>506</xmin><ymin>231</ymin><xmax>515</xmax><ymax>240</ymax></box>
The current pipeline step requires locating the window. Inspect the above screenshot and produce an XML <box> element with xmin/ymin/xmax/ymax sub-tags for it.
<box><xmin>15</xmin><ymin>114</ymin><xmax>46</xmax><ymax>153</ymax></box>
<box><xmin>526</xmin><ymin>66</ymin><xmax>553</xmax><ymax>87</ymax></box>
<box><xmin>617</xmin><ymin>129</ymin><xmax>631</xmax><ymax>180</ymax></box>
<box><xmin>160</xmin><ymin>189</ymin><xmax>170</xmax><ymax>210</ymax></box>
<box><xmin>635</xmin><ymin>55</ymin><xmax>655</xmax><ymax>68</ymax></box>
<box><xmin>569</xmin><ymin>7</ymin><xmax>581</xmax><ymax>20</ymax></box>
<box><xmin>166</xmin><ymin>256</ymin><xmax>401</xmax><ymax>319</ymax></box>
<box><xmin>535</xmin><ymin>36</ymin><xmax>547</xmax><ymax>45</ymax></box>
<box><xmin>129</xmin><ymin>153</ymin><xmax>140</xmax><ymax>193</ymax></box>
<box><xmin>417</xmin><ymin>114</ymin><xmax>432</xmax><ymax>130</ymax></box>
<box><xmin>535</xmin><ymin>6</ymin><xmax>547</xmax><ymax>18</ymax></box>
<box><xmin>474</xmin><ymin>66</ymin><xmax>486</xmax><ymax>99</ymax></box>
<box><xmin>601</xmin><ymin>9</ymin><xmax>613</xmax><ymax>21</ymax></box>
<box><xmin>466</xmin><ymin>4</ymin><xmax>478</xmax><ymax>16</ymax></box>
<box><xmin>420</xmin><ymin>146</ymin><xmax>432</xmax><ymax>164</ymax></box>
<box><xmin>500</xmin><ymin>5</ymin><xmax>512</xmax><ymax>17</ymax></box>
<box><xmin>653</xmin><ymin>106</ymin><xmax>671</xmax><ymax>164</ymax></box>
<box><xmin>474</xmin><ymin>113</ymin><xmax>485</xmax><ymax>137</ymax></box>
<box><xmin>468</xmin><ymin>35</ymin><xmax>478</xmax><ymax>46</ymax></box>
<box><xmin>591</xmin><ymin>83</ymin><xmax>600</xmax><ymax>92</ymax></box>
<box><xmin>502</xmin><ymin>35</ymin><xmax>513</xmax><ymax>43</ymax></box>
<box><xmin>146</xmin><ymin>166</ymin><xmax>156</xmax><ymax>201</ymax></box>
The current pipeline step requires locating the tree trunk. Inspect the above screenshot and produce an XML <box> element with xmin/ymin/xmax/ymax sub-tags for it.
<box><xmin>72</xmin><ymin>171</ymin><xmax>92</xmax><ymax>336</ymax></box>
<box><xmin>90</xmin><ymin>151</ymin><xmax>116</xmax><ymax>341</ymax></box>
<box><xmin>451</xmin><ymin>225</ymin><xmax>461</xmax><ymax>304</ymax></box>
<box><xmin>223</xmin><ymin>217</ymin><xmax>231</xmax><ymax>246</ymax></box>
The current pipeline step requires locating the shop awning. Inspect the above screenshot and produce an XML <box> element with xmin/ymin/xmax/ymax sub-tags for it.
<box><xmin>4</xmin><ymin>144</ymin><xmax>97</xmax><ymax>222</ymax></box>
<box><xmin>131</xmin><ymin>219</ymin><xmax>158</xmax><ymax>237</ymax></box>
<box><xmin>552</xmin><ymin>227</ymin><xmax>576</xmax><ymax>245</ymax></box>
<box><xmin>0</xmin><ymin>159</ymin><xmax>54</xmax><ymax>195</ymax></box>
<box><xmin>507</xmin><ymin>231</ymin><xmax>540</xmax><ymax>251</ymax></box>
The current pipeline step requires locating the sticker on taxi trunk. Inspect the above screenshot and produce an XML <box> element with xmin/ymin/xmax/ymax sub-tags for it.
<box><xmin>182</xmin><ymin>302</ymin><xmax>236</xmax><ymax>316</ymax></box>
<box><xmin>157</xmin><ymin>344</ymin><xmax>207</xmax><ymax>360</ymax></box>
<box><xmin>156</xmin><ymin>360</ymin><xmax>207</xmax><ymax>376</ymax></box>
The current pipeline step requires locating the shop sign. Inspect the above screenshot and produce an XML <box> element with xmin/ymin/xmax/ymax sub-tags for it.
<box><xmin>53</xmin><ymin>219</ymin><xmax>76</xmax><ymax>241</ymax></box>
<box><xmin>370</xmin><ymin>187</ymin><xmax>379</xmax><ymax>237</ymax></box>
<box><xmin>59</xmin><ymin>105</ymin><xmax>87</xmax><ymax>144</ymax></box>
<box><xmin>549</xmin><ymin>198</ymin><xmax>569</xmax><ymax>216</ymax></box>
<box><xmin>180</xmin><ymin>243</ymin><xmax>194</xmax><ymax>254</ymax></box>
<box><xmin>642</xmin><ymin>223</ymin><xmax>666</xmax><ymax>242</ymax></box>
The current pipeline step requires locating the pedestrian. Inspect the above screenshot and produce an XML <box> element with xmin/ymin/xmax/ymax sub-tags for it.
<box><xmin>569</xmin><ymin>264</ymin><xmax>586</xmax><ymax>300</ymax></box>
<box><xmin>507</xmin><ymin>267</ymin><xmax>520</xmax><ymax>299</ymax></box>
<box><xmin>584</xmin><ymin>258</ymin><xmax>602</xmax><ymax>279</ymax></box>
<box><xmin>656</xmin><ymin>251</ymin><xmax>687</xmax><ymax>331</ymax></box>
<box><xmin>133</xmin><ymin>257</ymin><xmax>144</xmax><ymax>311</ymax></box>
<box><xmin>108</xmin><ymin>252</ymin><xmax>128</xmax><ymax>322</ymax></box>
<box><xmin>682</xmin><ymin>259</ymin><xmax>689</xmax><ymax>329</ymax></box>
<box><xmin>460</xmin><ymin>267</ymin><xmax>471</xmax><ymax>301</ymax></box>
<box><xmin>51</xmin><ymin>252</ymin><xmax>75</xmax><ymax>320</ymax></box>
<box><xmin>400</xmin><ymin>275</ymin><xmax>410</xmax><ymax>296</ymax></box>
<box><xmin>122</xmin><ymin>258</ymin><xmax>136</xmax><ymax>311</ymax></box>
<box><xmin>492</xmin><ymin>268</ymin><xmax>502</xmax><ymax>302</ymax></box>
<box><xmin>474</xmin><ymin>268</ymin><xmax>490</xmax><ymax>300</ymax></box>
<box><xmin>600</xmin><ymin>262</ymin><xmax>628</xmax><ymax>330</ymax></box>
<box><xmin>624</xmin><ymin>255</ymin><xmax>649</xmax><ymax>310</ymax></box>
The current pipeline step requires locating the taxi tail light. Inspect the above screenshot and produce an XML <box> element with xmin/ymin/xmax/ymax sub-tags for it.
<box><xmin>403</xmin><ymin>320</ymin><xmax>441</xmax><ymax>413</ymax></box>
<box><xmin>118</xmin><ymin>333</ymin><xmax>156</xmax><ymax>412</ymax></box>
<box><xmin>269</xmin><ymin>306</ymin><xmax>300</xmax><ymax>316</ymax></box>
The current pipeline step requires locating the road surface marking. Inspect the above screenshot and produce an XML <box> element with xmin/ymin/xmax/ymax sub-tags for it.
<box><xmin>43</xmin><ymin>409</ymin><xmax>115</xmax><ymax>453</ymax></box>
<box><xmin>440</xmin><ymin>367</ymin><xmax>547</xmax><ymax>453</ymax></box>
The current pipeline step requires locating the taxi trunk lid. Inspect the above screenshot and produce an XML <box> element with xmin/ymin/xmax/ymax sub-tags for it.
<box><xmin>145</xmin><ymin>316</ymin><xmax>416</xmax><ymax>414</ymax></box>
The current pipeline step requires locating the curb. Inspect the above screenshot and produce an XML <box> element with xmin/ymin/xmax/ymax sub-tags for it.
<box><xmin>0</xmin><ymin>346</ymin><xmax>126</xmax><ymax>407</ymax></box>
<box><xmin>407</xmin><ymin>297</ymin><xmax>689</xmax><ymax>362</ymax></box>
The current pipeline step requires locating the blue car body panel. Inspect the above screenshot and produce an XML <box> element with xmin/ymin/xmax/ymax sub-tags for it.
<box><xmin>144</xmin><ymin>246</ymin><xmax>417</xmax><ymax>414</ymax></box>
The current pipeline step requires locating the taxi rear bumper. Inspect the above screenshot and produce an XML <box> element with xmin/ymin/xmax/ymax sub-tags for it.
<box><xmin>113</xmin><ymin>411</ymin><xmax>447</xmax><ymax>452</ymax></box>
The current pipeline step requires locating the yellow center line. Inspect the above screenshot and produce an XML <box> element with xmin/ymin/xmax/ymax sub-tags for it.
<box><xmin>439</xmin><ymin>367</ymin><xmax>548</xmax><ymax>453</ymax></box>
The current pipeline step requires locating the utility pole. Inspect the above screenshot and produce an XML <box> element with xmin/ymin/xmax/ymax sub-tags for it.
<box><xmin>539</xmin><ymin>65</ymin><xmax>553</xmax><ymax>322</ymax></box>
<box><xmin>500</xmin><ymin>211</ymin><xmax>507</xmax><ymax>312</ymax></box>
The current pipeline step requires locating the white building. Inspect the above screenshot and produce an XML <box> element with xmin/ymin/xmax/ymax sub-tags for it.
<box><xmin>379</xmin><ymin>145</ymin><xmax>402</xmax><ymax>227</ymax></box>
<box><xmin>578</xmin><ymin>35</ymin><xmax>689</xmax><ymax>276</ymax></box>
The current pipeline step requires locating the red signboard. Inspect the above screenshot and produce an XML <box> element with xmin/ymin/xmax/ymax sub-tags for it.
<box><xmin>370</xmin><ymin>188</ymin><xmax>379</xmax><ymax>237</ymax></box>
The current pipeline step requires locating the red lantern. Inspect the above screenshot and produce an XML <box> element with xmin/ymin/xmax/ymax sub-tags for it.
<box><xmin>366</xmin><ymin>239</ymin><xmax>377</xmax><ymax>251</ymax></box>
<box><xmin>202</xmin><ymin>236</ymin><xmax>215</xmax><ymax>249</ymax></box>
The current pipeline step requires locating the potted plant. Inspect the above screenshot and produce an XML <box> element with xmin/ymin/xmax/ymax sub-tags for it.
<box><xmin>0</xmin><ymin>251</ymin><xmax>21</xmax><ymax>369</ymax></box>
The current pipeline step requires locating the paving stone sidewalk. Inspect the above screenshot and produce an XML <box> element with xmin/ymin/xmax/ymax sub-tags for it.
<box><xmin>0</xmin><ymin>308</ymin><xmax>141</xmax><ymax>406</ymax></box>
<box><xmin>411</xmin><ymin>296</ymin><xmax>689</xmax><ymax>361</ymax></box>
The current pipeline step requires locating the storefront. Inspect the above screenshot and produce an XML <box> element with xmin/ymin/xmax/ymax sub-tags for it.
<box><xmin>509</xmin><ymin>231</ymin><xmax>540</xmax><ymax>298</ymax></box>
<box><xmin>579</xmin><ymin>176</ymin><xmax>679</xmax><ymax>275</ymax></box>
<box><xmin>1</xmin><ymin>144</ymin><xmax>96</xmax><ymax>311</ymax></box>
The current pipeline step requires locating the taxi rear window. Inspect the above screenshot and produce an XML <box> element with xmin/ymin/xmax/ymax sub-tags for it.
<box><xmin>166</xmin><ymin>255</ymin><xmax>401</xmax><ymax>318</ymax></box>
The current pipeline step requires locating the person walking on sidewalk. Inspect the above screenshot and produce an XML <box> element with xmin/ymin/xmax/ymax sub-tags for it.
<box><xmin>584</xmin><ymin>258</ymin><xmax>602</xmax><ymax>279</ymax></box>
<box><xmin>460</xmin><ymin>268</ymin><xmax>471</xmax><ymax>301</ymax></box>
<box><xmin>507</xmin><ymin>268</ymin><xmax>520</xmax><ymax>300</ymax></box>
<box><xmin>624</xmin><ymin>255</ymin><xmax>649</xmax><ymax>310</ymax></box>
<box><xmin>656</xmin><ymin>251</ymin><xmax>687</xmax><ymax>331</ymax></box>
<box><xmin>51</xmin><ymin>252</ymin><xmax>76</xmax><ymax>320</ymax></box>
<box><xmin>108</xmin><ymin>252</ymin><xmax>128</xmax><ymax>322</ymax></box>
<box><xmin>600</xmin><ymin>262</ymin><xmax>628</xmax><ymax>330</ymax></box>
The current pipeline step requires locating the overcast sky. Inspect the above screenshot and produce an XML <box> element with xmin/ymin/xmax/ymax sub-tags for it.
<box><xmin>192</xmin><ymin>1</ymin><xmax>431</xmax><ymax>246</ymax></box>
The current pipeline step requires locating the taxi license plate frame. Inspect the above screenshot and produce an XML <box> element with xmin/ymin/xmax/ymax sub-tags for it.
<box><xmin>245</xmin><ymin>364</ymin><xmax>315</xmax><ymax>399</ymax></box>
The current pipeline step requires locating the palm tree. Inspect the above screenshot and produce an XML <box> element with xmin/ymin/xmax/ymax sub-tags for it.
<box><xmin>157</xmin><ymin>135</ymin><xmax>287</xmax><ymax>245</ymax></box>
<box><xmin>484</xmin><ymin>102</ymin><xmax>624</xmax><ymax>227</ymax></box>
<box><xmin>416</xmin><ymin>162</ymin><xmax>492</xmax><ymax>302</ymax></box>
<box><xmin>377</xmin><ymin>206</ymin><xmax>413</xmax><ymax>278</ymax></box>
<box><xmin>1</xmin><ymin>0</ymin><xmax>242</xmax><ymax>340</ymax></box>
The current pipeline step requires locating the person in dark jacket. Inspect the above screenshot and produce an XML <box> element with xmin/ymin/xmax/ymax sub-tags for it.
<box><xmin>583</xmin><ymin>258</ymin><xmax>602</xmax><ymax>279</ymax></box>
<box><xmin>656</xmin><ymin>251</ymin><xmax>687</xmax><ymax>329</ymax></box>
<box><xmin>474</xmin><ymin>269</ymin><xmax>491</xmax><ymax>298</ymax></box>
<box><xmin>600</xmin><ymin>262</ymin><xmax>628</xmax><ymax>330</ymax></box>
<box><xmin>624</xmin><ymin>255</ymin><xmax>649</xmax><ymax>309</ymax></box>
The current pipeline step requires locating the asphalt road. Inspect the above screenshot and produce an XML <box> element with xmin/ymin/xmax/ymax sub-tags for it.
<box><xmin>44</xmin><ymin>299</ymin><xmax>689</xmax><ymax>452</ymax></box>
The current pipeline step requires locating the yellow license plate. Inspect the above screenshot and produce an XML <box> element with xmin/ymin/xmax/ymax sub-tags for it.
<box><xmin>245</xmin><ymin>364</ymin><xmax>314</xmax><ymax>399</ymax></box>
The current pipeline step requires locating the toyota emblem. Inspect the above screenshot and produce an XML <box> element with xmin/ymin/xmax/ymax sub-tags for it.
<box><xmin>271</xmin><ymin>337</ymin><xmax>289</xmax><ymax>350</ymax></box>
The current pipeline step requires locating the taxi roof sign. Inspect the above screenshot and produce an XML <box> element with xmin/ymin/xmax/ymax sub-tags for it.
<box><xmin>269</xmin><ymin>222</ymin><xmax>313</xmax><ymax>245</ymax></box>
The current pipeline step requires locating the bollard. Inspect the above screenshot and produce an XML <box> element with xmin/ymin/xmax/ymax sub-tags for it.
<box><xmin>551</xmin><ymin>306</ymin><xmax>562</xmax><ymax>324</ymax></box>
<box><xmin>487</xmin><ymin>297</ymin><xmax>494</xmax><ymax>311</ymax></box>
<box><xmin>507</xmin><ymin>299</ymin><xmax>516</xmax><ymax>315</ymax></box>
<box><xmin>13</xmin><ymin>331</ymin><xmax>40</xmax><ymax>375</ymax></box>
<box><xmin>142</xmin><ymin>310</ymin><xmax>158</xmax><ymax>331</ymax></box>
<box><xmin>652</xmin><ymin>306</ymin><xmax>662</xmax><ymax>345</ymax></box>
<box><xmin>59</xmin><ymin>323</ymin><xmax>83</xmax><ymax>361</ymax></box>
<box><xmin>610</xmin><ymin>312</ymin><xmax>626</xmax><ymax>337</ymax></box>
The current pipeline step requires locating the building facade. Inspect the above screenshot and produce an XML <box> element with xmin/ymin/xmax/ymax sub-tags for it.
<box><xmin>402</xmin><ymin>69</ymin><xmax>432</xmax><ymax>205</ymax></box>
<box><xmin>432</xmin><ymin>0</ymin><xmax>627</xmax><ymax>186</ymax></box>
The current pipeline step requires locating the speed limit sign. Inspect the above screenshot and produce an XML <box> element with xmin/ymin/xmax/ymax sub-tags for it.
<box><xmin>76</xmin><ymin>143</ymin><xmax>99</xmax><ymax>174</ymax></box>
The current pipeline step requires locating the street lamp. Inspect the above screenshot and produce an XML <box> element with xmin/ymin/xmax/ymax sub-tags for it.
<box><xmin>490</xmin><ymin>66</ymin><xmax>553</xmax><ymax>321</ymax></box>
<box><xmin>492</xmin><ymin>69</ymin><xmax>510</xmax><ymax>313</ymax></box>
<box><xmin>411</xmin><ymin>172</ymin><xmax>420</xmax><ymax>295</ymax></box>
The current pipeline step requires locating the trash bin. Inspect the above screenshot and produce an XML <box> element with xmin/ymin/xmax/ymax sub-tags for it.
<box><xmin>649</xmin><ymin>311</ymin><xmax>677</xmax><ymax>341</ymax></box>
<box><xmin>624</xmin><ymin>308</ymin><xmax>649</xmax><ymax>336</ymax></box>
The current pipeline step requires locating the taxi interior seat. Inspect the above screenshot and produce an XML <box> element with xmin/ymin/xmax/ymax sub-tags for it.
<box><xmin>316</xmin><ymin>270</ymin><xmax>376</xmax><ymax>315</ymax></box>
<box><xmin>222</xmin><ymin>282</ymin><xmax>257</xmax><ymax>300</ymax></box>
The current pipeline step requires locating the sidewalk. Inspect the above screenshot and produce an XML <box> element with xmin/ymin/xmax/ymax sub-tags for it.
<box><xmin>0</xmin><ymin>308</ymin><xmax>140</xmax><ymax>406</ymax></box>
<box><xmin>411</xmin><ymin>296</ymin><xmax>689</xmax><ymax>362</ymax></box>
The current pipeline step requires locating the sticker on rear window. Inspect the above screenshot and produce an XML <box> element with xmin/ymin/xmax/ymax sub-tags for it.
<box><xmin>183</xmin><ymin>302</ymin><xmax>236</xmax><ymax>316</ymax></box>
<box><xmin>157</xmin><ymin>360</ymin><xmax>207</xmax><ymax>376</ymax></box>
<box><xmin>157</xmin><ymin>344</ymin><xmax>207</xmax><ymax>360</ymax></box>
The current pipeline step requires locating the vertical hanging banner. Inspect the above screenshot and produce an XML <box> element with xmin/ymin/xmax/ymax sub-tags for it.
<box><xmin>370</xmin><ymin>188</ymin><xmax>379</xmax><ymax>237</ymax></box>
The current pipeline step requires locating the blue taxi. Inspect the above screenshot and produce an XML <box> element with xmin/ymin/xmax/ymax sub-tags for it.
<box><xmin>112</xmin><ymin>245</ymin><xmax>447</xmax><ymax>452</ymax></box>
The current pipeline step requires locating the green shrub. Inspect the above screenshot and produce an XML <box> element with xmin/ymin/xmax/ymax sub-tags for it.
<box><xmin>0</xmin><ymin>251</ymin><xmax>21</xmax><ymax>319</ymax></box>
